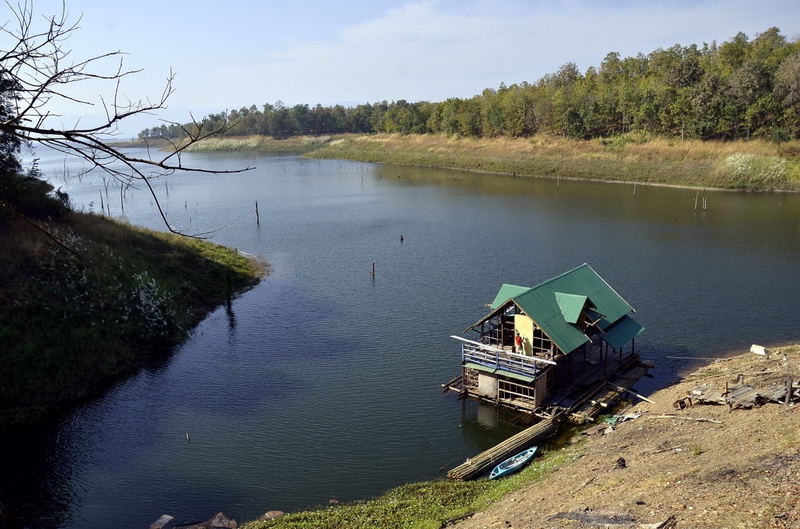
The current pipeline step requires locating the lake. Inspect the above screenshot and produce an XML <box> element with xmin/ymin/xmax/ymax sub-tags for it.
<box><xmin>3</xmin><ymin>148</ymin><xmax>799</xmax><ymax>528</ymax></box>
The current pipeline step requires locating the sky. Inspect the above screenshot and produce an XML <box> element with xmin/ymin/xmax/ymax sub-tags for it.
<box><xmin>5</xmin><ymin>0</ymin><xmax>800</xmax><ymax>137</ymax></box>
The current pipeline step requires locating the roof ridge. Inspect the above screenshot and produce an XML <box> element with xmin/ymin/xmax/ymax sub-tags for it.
<box><xmin>530</xmin><ymin>263</ymin><xmax>590</xmax><ymax>290</ymax></box>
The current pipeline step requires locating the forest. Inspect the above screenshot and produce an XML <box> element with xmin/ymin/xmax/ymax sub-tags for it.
<box><xmin>140</xmin><ymin>28</ymin><xmax>800</xmax><ymax>143</ymax></box>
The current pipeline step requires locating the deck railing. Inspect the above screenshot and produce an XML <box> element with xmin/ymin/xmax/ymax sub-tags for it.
<box><xmin>451</xmin><ymin>336</ymin><xmax>555</xmax><ymax>379</ymax></box>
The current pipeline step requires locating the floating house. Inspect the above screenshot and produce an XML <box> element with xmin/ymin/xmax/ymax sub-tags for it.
<box><xmin>445</xmin><ymin>263</ymin><xmax>647</xmax><ymax>418</ymax></box>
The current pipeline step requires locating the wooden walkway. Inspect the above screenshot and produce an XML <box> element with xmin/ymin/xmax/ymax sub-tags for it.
<box><xmin>447</xmin><ymin>415</ymin><xmax>561</xmax><ymax>481</ymax></box>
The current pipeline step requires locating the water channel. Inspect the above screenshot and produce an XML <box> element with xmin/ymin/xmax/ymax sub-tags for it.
<box><xmin>3</xmin><ymin>148</ymin><xmax>800</xmax><ymax>528</ymax></box>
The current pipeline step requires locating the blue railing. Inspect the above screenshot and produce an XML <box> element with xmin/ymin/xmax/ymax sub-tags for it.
<box><xmin>454</xmin><ymin>336</ymin><xmax>557</xmax><ymax>379</ymax></box>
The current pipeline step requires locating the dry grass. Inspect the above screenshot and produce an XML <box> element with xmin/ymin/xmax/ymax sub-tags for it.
<box><xmin>304</xmin><ymin>133</ymin><xmax>800</xmax><ymax>191</ymax></box>
<box><xmin>338</xmin><ymin>133</ymin><xmax>792</xmax><ymax>161</ymax></box>
<box><xmin>183</xmin><ymin>135</ymin><xmax>330</xmax><ymax>152</ymax></box>
<box><xmin>172</xmin><ymin>132</ymin><xmax>800</xmax><ymax>190</ymax></box>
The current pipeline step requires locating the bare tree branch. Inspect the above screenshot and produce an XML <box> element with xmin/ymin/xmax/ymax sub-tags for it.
<box><xmin>0</xmin><ymin>0</ymin><xmax>252</xmax><ymax>238</ymax></box>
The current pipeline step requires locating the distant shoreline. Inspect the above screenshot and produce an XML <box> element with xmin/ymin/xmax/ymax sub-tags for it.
<box><xmin>119</xmin><ymin>133</ymin><xmax>800</xmax><ymax>193</ymax></box>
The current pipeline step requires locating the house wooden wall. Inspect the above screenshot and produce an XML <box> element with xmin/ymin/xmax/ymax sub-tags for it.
<box><xmin>513</xmin><ymin>313</ymin><xmax>534</xmax><ymax>355</ymax></box>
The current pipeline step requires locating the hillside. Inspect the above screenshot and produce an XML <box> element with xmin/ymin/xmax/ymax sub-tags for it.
<box><xmin>452</xmin><ymin>344</ymin><xmax>800</xmax><ymax>529</ymax></box>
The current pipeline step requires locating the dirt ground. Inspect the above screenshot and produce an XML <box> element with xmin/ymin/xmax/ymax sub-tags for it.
<box><xmin>452</xmin><ymin>344</ymin><xmax>800</xmax><ymax>529</ymax></box>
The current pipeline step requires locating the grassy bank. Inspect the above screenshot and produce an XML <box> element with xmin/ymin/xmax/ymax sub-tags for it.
<box><xmin>305</xmin><ymin>133</ymin><xmax>800</xmax><ymax>191</ymax></box>
<box><xmin>180</xmin><ymin>132</ymin><xmax>800</xmax><ymax>191</ymax></box>
<box><xmin>115</xmin><ymin>135</ymin><xmax>331</xmax><ymax>152</ymax></box>
<box><xmin>243</xmin><ymin>448</ymin><xmax>577</xmax><ymax>529</ymax></box>
<box><xmin>182</xmin><ymin>135</ymin><xmax>333</xmax><ymax>153</ymax></box>
<box><xmin>0</xmin><ymin>209</ymin><xmax>266</xmax><ymax>428</ymax></box>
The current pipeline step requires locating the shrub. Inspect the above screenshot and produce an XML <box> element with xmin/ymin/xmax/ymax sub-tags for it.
<box><xmin>598</xmin><ymin>132</ymin><xmax>652</xmax><ymax>151</ymax></box>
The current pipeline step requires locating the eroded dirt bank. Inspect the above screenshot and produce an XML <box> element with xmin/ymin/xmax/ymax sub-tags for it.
<box><xmin>452</xmin><ymin>344</ymin><xmax>800</xmax><ymax>529</ymax></box>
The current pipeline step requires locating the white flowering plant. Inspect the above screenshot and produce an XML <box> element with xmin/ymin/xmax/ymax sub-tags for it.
<box><xmin>716</xmin><ymin>153</ymin><xmax>788</xmax><ymax>189</ymax></box>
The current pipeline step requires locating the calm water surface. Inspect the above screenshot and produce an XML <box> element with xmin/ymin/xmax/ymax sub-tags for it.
<box><xmin>3</xmin><ymin>148</ymin><xmax>799</xmax><ymax>528</ymax></box>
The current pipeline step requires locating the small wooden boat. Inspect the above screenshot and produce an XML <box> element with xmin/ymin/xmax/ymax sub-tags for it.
<box><xmin>489</xmin><ymin>446</ymin><xmax>537</xmax><ymax>479</ymax></box>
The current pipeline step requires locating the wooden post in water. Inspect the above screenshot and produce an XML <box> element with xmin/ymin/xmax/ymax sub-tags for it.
<box><xmin>694</xmin><ymin>192</ymin><xmax>699</xmax><ymax>211</ymax></box>
<box><xmin>255</xmin><ymin>200</ymin><xmax>260</xmax><ymax>226</ymax></box>
<box><xmin>371</xmin><ymin>261</ymin><xmax>376</xmax><ymax>277</ymax></box>
<box><xmin>633</xmin><ymin>182</ymin><xmax>637</xmax><ymax>197</ymax></box>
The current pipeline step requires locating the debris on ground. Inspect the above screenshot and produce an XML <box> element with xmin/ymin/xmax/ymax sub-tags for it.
<box><xmin>450</xmin><ymin>343</ymin><xmax>800</xmax><ymax>529</ymax></box>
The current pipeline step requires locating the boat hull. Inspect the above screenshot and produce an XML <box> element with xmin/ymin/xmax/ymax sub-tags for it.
<box><xmin>489</xmin><ymin>446</ymin><xmax>537</xmax><ymax>479</ymax></box>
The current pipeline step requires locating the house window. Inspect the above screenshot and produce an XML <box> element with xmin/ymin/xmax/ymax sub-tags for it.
<box><xmin>498</xmin><ymin>378</ymin><xmax>534</xmax><ymax>401</ymax></box>
<box><xmin>531</xmin><ymin>328</ymin><xmax>553</xmax><ymax>356</ymax></box>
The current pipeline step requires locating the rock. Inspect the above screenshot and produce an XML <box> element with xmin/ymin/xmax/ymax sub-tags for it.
<box><xmin>582</xmin><ymin>424</ymin><xmax>608</xmax><ymax>436</ymax></box>
<box><xmin>149</xmin><ymin>514</ymin><xmax>174</xmax><ymax>529</ymax></box>
<box><xmin>209</xmin><ymin>512</ymin><xmax>237</xmax><ymax>528</ymax></box>
<box><xmin>173</xmin><ymin>512</ymin><xmax>238</xmax><ymax>529</ymax></box>
<box><xmin>259</xmin><ymin>511</ymin><xmax>284</xmax><ymax>521</ymax></box>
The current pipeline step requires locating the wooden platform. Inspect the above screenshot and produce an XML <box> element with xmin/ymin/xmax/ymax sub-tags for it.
<box><xmin>689</xmin><ymin>377</ymin><xmax>798</xmax><ymax>409</ymax></box>
<box><xmin>568</xmin><ymin>362</ymin><xmax>653</xmax><ymax>423</ymax></box>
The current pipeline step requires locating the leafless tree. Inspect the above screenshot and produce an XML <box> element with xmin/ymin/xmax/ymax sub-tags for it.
<box><xmin>0</xmin><ymin>0</ymin><xmax>249</xmax><ymax>237</ymax></box>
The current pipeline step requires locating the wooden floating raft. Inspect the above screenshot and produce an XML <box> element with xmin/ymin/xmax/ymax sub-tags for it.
<box><xmin>569</xmin><ymin>362</ymin><xmax>653</xmax><ymax>423</ymax></box>
<box><xmin>447</xmin><ymin>415</ymin><xmax>560</xmax><ymax>481</ymax></box>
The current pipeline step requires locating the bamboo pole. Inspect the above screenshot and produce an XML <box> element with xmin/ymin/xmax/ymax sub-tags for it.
<box><xmin>447</xmin><ymin>416</ymin><xmax>560</xmax><ymax>481</ymax></box>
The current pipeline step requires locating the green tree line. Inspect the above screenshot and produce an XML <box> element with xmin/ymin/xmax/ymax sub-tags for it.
<box><xmin>140</xmin><ymin>28</ymin><xmax>800</xmax><ymax>142</ymax></box>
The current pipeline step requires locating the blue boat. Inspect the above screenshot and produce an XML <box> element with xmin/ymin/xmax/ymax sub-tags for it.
<box><xmin>489</xmin><ymin>446</ymin><xmax>538</xmax><ymax>479</ymax></box>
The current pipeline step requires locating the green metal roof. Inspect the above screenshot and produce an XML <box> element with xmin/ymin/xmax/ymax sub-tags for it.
<box><xmin>478</xmin><ymin>264</ymin><xmax>641</xmax><ymax>355</ymax></box>
<box><xmin>555</xmin><ymin>293</ymin><xmax>589</xmax><ymax>324</ymax></box>
<box><xmin>515</xmin><ymin>287</ymin><xmax>590</xmax><ymax>355</ymax></box>
<box><xmin>490</xmin><ymin>284</ymin><xmax>532</xmax><ymax>310</ymax></box>
<box><xmin>602</xmin><ymin>315</ymin><xmax>645</xmax><ymax>350</ymax></box>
